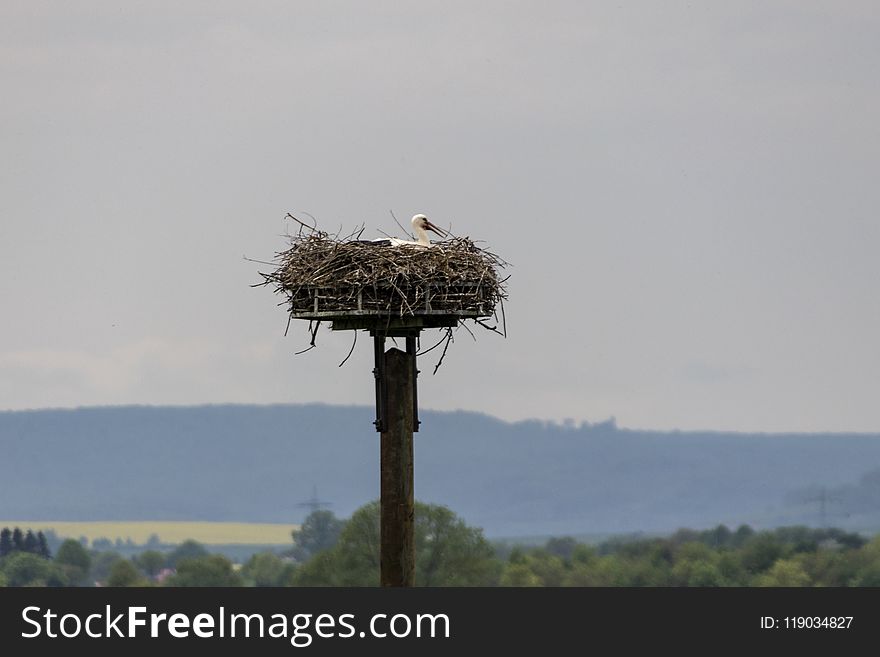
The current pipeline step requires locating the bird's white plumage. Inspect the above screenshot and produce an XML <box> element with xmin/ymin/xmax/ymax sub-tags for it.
<box><xmin>373</xmin><ymin>214</ymin><xmax>445</xmax><ymax>247</ymax></box>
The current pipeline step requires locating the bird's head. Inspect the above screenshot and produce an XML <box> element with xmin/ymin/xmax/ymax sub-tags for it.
<box><xmin>412</xmin><ymin>214</ymin><xmax>445</xmax><ymax>237</ymax></box>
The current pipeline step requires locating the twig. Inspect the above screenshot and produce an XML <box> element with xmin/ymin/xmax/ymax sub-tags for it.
<box><xmin>309</xmin><ymin>319</ymin><xmax>321</xmax><ymax>347</ymax></box>
<box><xmin>300</xmin><ymin>211</ymin><xmax>319</xmax><ymax>229</ymax></box>
<box><xmin>286</xmin><ymin>213</ymin><xmax>318</xmax><ymax>233</ymax></box>
<box><xmin>390</xmin><ymin>210</ymin><xmax>414</xmax><ymax>239</ymax></box>
<box><xmin>243</xmin><ymin>255</ymin><xmax>279</xmax><ymax>266</ymax></box>
<box><xmin>432</xmin><ymin>328</ymin><xmax>454</xmax><ymax>375</ymax></box>
<box><xmin>417</xmin><ymin>330</ymin><xmax>450</xmax><ymax>356</ymax></box>
<box><xmin>459</xmin><ymin>320</ymin><xmax>477</xmax><ymax>341</ymax></box>
<box><xmin>338</xmin><ymin>330</ymin><xmax>358</xmax><ymax>367</ymax></box>
<box><xmin>475</xmin><ymin>318</ymin><xmax>505</xmax><ymax>336</ymax></box>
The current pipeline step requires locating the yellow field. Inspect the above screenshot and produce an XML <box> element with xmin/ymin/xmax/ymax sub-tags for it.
<box><xmin>0</xmin><ymin>521</ymin><xmax>299</xmax><ymax>546</ymax></box>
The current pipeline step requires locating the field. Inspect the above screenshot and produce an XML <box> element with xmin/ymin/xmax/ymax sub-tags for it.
<box><xmin>0</xmin><ymin>521</ymin><xmax>299</xmax><ymax>546</ymax></box>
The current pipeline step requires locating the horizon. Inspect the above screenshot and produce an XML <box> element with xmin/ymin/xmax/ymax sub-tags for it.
<box><xmin>3</xmin><ymin>401</ymin><xmax>880</xmax><ymax>437</ymax></box>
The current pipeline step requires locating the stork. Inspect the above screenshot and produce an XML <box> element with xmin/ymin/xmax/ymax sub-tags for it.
<box><xmin>370</xmin><ymin>214</ymin><xmax>446</xmax><ymax>247</ymax></box>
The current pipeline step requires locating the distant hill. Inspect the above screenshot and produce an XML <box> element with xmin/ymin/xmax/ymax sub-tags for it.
<box><xmin>2</xmin><ymin>404</ymin><xmax>879</xmax><ymax>537</ymax></box>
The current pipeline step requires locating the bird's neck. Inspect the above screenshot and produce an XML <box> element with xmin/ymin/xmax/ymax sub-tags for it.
<box><xmin>414</xmin><ymin>226</ymin><xmax>430</xmax><ymax>246</ymax></box>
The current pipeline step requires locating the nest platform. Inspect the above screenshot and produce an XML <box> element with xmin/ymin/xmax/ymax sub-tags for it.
<box><xmin>261</xmin><ymin>231</ymin><xmax>507</xmax><ymax>336</ymax></box>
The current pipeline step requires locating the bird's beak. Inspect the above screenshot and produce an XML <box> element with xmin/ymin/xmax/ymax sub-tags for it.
<box><xmin>424</xmin><ymin>220</ymin><xmax>446</xmax><ymax>237</ymax></box>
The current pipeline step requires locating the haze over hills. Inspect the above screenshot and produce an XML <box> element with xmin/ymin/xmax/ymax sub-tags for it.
<box><xmin>2</xmin><ymin>404</ymin><xmax>880</xmax><ymax>538</ymax></box>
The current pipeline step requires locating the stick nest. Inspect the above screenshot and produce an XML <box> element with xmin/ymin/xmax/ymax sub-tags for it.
<box><xmin>259</xmin><ymin>225</ymin><xmax>509</xmax><ymax>321</ymax></box>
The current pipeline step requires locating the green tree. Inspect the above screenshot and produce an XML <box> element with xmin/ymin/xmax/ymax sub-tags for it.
<box><xmin>0</xmin><ymin>528</ymin><xmax>12</xmax><ymax>557</ymax></box>
<box><xmin>241</xmin><ymin>552</ymin><xmax>296</xmax><ymax>587</ymax></box>
<box><xmin>681</xmin><ymin>561</ymin><xmax>726</xmax><ymax>586</ymax></box>
<box><xmin>55</xmin><ymin>539</ymin><xmax>92</xmax><ymax>586</ymax></box>
<box><xmin>617</xmin><ymin>556</ymin><xmax>671</xmax><ymax>586</ymax></box>
<box><xmin>37</xmin><ymin>532</ymin><xmax>51</xmax><ymax>558</ymax></box>
<box><xmin>12</xmin><ymin>528</ymin><xmax>24</xmax><ymax>552</ymax></box>
<box><xmin>164</xmin><ymin>555</ymin><xmax>243</xmax><ymax>587</ymax></box>
<box><xmin>564</xmin><ymin>559</ymin><xmax>613</xmax><ymax>586</ymax></box>
<box><xmin>824</xmin><ymin>528</ymin><xmax>868</xmax><ymax>550</ymax></box>
<box><xmin>501</xmin><ymin>549</ymin><xmax>568</xmax><ymax>587</ymax></box>
<box><xmin>847</xmin><ymin>536</ymin><xmax>880</xmax><ymax>586</ymax></box>
<box><xmin>500</xmin><ymin>563</ymin><xmax>542</xmax><ymax>586</ymax></box>
<box><xmin>90</xmin><ymin>552</ymin><xmax>123</xmax><ymax>585</ymax></box>
<box><xmin>1</xmin><ymin>551</ymin><xmax>66</xmax><ymax>587</ymax></box>
<box><xmin>670</xmin><ymin>543</ymin><xmax>727</xmax><ymax>587</ymax></box>
<box><xmin>669</xmin><ymin>543</ymin><xmax>719</xmax><ymax>584</ymax></box>
<box><xmin>717</xmin><ymin>552</ymin><xmax>747</xmax><ymax>585</ymax></box>
<box><xmin>571</xmin><ymin>544</ymin><xmax>599</xmax><ymax>565</ymax></box>
<box><xmin>530</xmin><ymin>552</ymin><xmax>568</xmax><ymax>586</ymax></box>
<box><xmin>795</xmin><ymin>549</ymin><xmax>846</xmax><ymax>586</ymax></box>
<box><xmin>731</xmin><ymin>524</ymin><xmax>756</xmax><ymax>547</ymax></box>
<box><xmin>416</xmin><ymin>504</ymin><xmax>499</xmax><ymax>586</ymax></box>
<box><xmin>134</xmin><ymin>550</ymin><xmax>167</xmax><ymax>580</ymax></box>
<box><xmin>702</xmin><ymin>524</ymin><xmax>733</xmax><ymax>549</ymax></box>
<box><xmin>165</xmin><ymin>540</ymin><xmax>209</xmax><ymax>568</ymax></box>
<box><xmin>107</xmin><ymin>560</ymin><xmax>149</xmax><ymax>587</ymax></box>
<box><xmin>23</xmin><ymin>530</ymin><xmax>38</xmax><ymax>554</ymax></box>
<box><xmin>850</xmin><ymin>561</ymin><xmax>880</xmax><ymax>586</ymax></box>
<box><xmin>293</xmin><ymin>501</ymin><xmax>499</xmax><ymax>586</ymax></box>
<box><xmin>755</xmin><ymin>558</ymin><xmax>811</xmax><ymax>587</ymax></box>
<box><xmin>740</xmin><ymin>533</ymin><xmax>786</xmax><ymax>575</ymax></box>
<box><xmin>292</xmin><ymin>550</ymin><xmax>340</xmax><ymax>586</ymax></box>
<box><xmin>564</xmin><ymin>555</ymin><xmax>626</xmax><ymax>586</ymax></box>
<box><xmin>291</xmin><ymin>510</ymin><xmax>344</xmax><ymax>560</ymax></box>
<box><xmin>92</xmin><ymin>538</ymin><xmax>114</xmax><ymax>551</ymax></box>
<box><xmin>545</xmin><ymin>537</ymin><xmax>578</xmax><ymax>561</ymax></box>
<box><xmin>561</xmin><ymin>545</ymin><xmax>605</xmax><ymax>586</ymax></box>
<box><xmin>323</xmin><ymin>502</ymin><xmax>380</xmax><ymax>586</ymax></box>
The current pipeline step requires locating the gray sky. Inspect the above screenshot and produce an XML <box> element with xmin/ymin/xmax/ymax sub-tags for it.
<box><xmin>2</xmin><ymin>1</ymin><xmax>878</xmax><ymax>432</ymax></box>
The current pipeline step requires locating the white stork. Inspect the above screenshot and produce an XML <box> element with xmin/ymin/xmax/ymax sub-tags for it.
<box><xmin>370</xmin><ymin>214</ymin><xmax>446</xmax><ymax>247</ymax></box>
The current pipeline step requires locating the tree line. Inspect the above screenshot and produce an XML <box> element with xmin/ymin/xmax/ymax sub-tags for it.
<box><xmin>3</xmin><ymin>507</ymin><xmax>880</xmax><ymax>587</ymax></box>
<box><xmin>0</xmin><ymin>527</ymin><xmax>51</xmax><ymax>559</ymax></box>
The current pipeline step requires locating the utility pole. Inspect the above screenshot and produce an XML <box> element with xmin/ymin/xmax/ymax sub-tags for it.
<box><xmin>803</xmin><ymin>487</ymin><xmax>841</xmax><ymax>528</ymax></box>
<box><xmin>378</xmin><ymin>343</ymin><xmax>416</xmax><ymax>587</ymax></box>
<box><xmin>296</xmin><ymin>484</ymin><xmax>332</xmax><ymax>516</ymax></box>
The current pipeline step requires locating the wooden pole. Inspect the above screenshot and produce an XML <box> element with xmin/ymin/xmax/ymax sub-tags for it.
<box><xmin>380</xmin><ymin>347</ymin><xmax>415</xmax><ymax>587</ymax></box>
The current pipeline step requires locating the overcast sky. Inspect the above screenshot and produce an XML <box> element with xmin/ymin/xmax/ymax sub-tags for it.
<box><xmin>2</xmin><ymin>1</ymin><xmax>878</xmax><ymax>432</ymax></box>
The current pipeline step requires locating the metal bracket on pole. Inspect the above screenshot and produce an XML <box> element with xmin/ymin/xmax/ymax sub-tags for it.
<box><xmin>373</xmin><ymin>333</ymin><xmax>387</xmax><ymax>432</ymax></box>
<box><xmin>406</xmin><ymin>335</ymin><xmax>420</xmax><ymax>432</ymax></box>
<box><xmin>373</xmin><ymin>331</ymin><xmax>420</xmax><ymax>433</ymax></box>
